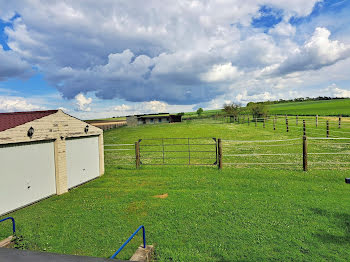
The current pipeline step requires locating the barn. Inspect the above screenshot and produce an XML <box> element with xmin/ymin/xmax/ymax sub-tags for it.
<box><xmin>0</xmin><ymin>110</ymin><xmax>104</xmax><ymax>216</ymax></box>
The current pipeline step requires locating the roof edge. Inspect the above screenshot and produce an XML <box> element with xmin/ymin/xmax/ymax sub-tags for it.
<box><xmin>0</xmin><ymin>110</ymin><xmax>58</xmax><ymax>116</ymax></box>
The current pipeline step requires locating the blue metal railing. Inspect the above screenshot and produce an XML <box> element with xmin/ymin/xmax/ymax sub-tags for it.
<box><xmin>0</xmin><ymin>217</ymin><xmax>16</xmax><ymax>235</ymax></box>
<box><xmin>110</xmin><ymin>225</ymin><xmax>146</xmax><ymax>259</ymax></box>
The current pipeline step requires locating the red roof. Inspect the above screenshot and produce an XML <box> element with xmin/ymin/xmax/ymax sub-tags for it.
<box><xmin>0</xmin><ymin>110</ymin><xmax>58</xmax><ymax>132</ymax></box>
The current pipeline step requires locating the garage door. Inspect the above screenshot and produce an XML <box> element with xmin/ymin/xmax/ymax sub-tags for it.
<box><xmin>0</xmin><ymin>141</ymin><xmax>56</xmax><ymax>216</ymax></box>
<box><xmin>66</xmin><ymin>136</ymin><xmax>100</xmax><ymax>189</ymax></box>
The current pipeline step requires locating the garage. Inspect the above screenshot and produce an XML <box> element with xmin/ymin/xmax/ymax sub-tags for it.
<box><xmin>0</xmin><ymin>109</ymin><xmax>104</xmax><ymax>216</ymax></box>
<box><xmin>66</xmin><ymin>136</ymin><xmax>100</xmax><ymax>189</ymax></box>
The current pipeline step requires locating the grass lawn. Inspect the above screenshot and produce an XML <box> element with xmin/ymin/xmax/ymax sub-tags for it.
<box><xmin>1</xmin><ymin>120</ymin><xmax>350</xmax><ymax>261</ymax></box>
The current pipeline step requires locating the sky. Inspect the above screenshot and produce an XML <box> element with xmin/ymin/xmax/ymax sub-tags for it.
<box><xmin>0</xmin><ymin>0</ymin><xmax>350</xmax><ymax>119</ymax></box>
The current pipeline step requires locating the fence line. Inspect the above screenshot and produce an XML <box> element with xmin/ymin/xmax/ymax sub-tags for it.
<box><xmin>104</xmin><ymin>143</ymin><xmax>136</xmax><ymax>166</ymax></box>
<box><xmin>225</xmin><ymin>153</ymin><xmax>300</xmax><ymax>156</ymax></box>
<box><xmin>105</xmin><ymin>144</ymin><xmax>134</xmax><ymax>146</ymax></box>
<box><xmin>104</xmin><ymin>149</ymin><xmax>134</xmax><ymax>151</ymax></box>
<box><xmin>308</xmin><ymin>137</ymin><xmax>350</xmax><ymax>140</ymax></box>
<box><xmin>222</xmin><ymin>138</ymin><xmax>300</xmax><ymax>143</ymax></box>
<box><xmin>222</xmin><ymin>135</ymin><xmax>350</xmax><ymax>171</ymax></box>
<box><xmin>224</xmin><ymin>162</ymin><xmax>298</xmax><ymax>165</ymax></box>
<box><xmin>232</xmin><ymin>143</ymin><xmax>300</xmax><ymax>148</ymax></box>
<box><xmin>105</xmin><ymin>134</ymin><xmax>350</xmax><ymax>170</ymax></box>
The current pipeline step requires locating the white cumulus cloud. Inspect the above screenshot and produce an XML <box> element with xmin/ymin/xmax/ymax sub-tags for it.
<box><xmin>323</xmin><ymin>83</ymin><xmax>350</xmax><ymax>98</ymax></box>
<box><xmin>75</xmin><ymin>93</ymin><xmax>92</xmax><ymax>111</ymax></box>
<box><xmin>276</xmin><ymin>27</ymin><xmax>350</xmax><ymax>75</ymax></box>
<box><xmin>201</xmin><ymin>63</ymin><xmax>242</xmax><ymax>82</ymax></box>
<box><xmin>0</xmin><ymin>96</ymin><xmax>44</xmax><ymax>112</ymax></box>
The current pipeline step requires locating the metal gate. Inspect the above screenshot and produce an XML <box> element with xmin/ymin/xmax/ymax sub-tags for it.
<box><xmin>138</xmin><ymin>137</ymin><xmax>217</xmax><ymax>166</ymax></box>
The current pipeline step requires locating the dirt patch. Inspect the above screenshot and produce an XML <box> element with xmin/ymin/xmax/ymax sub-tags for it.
<box><xmin>153</xmin><ymin>193</ymin><xmax>168</xmax><ymax>199</ymax></box>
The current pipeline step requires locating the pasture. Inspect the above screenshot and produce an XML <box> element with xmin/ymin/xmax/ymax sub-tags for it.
<box><xmin>1</xmin><ymin>118</ymin><xmax>350</xmax><ymax>261</ymax></box>
<box><xmin>182</xmin><ymin>99</ymin><xmax>350</xmax><ymax>119</ymax></box>
<box><xmin>268</xmin><ymin>99</ymin><xmax>350</xmax><ymax>116</ymax></box>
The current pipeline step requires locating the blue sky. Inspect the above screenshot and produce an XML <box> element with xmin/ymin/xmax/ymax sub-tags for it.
<box><xmin>0</xmin><ymin>0</ymin><xmax>350</xmax><ymax>119</ymax></box>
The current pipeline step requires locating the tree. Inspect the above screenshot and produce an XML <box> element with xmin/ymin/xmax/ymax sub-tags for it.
<box><xmin>196</xmin><ymin>108</ymin><xmax>204</xmax><ymax>116</ymax></box>
<box><xmin>248</xmin><ymin>103</ymin><xmax>268</xmax><ymax>119</ymax></box>
<box><xmin>222</xmin><ymin>103</ymin><xmax>240</xmax><ymax>117</ymax></box>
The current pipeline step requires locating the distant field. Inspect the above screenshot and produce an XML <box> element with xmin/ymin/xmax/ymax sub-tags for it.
<box><xmin>182</xmin><ymin>99</ymin><xmax>350</xmax><ymax>118</ymax></box>
<box><xmin>183</xmin><ymin>109</ymin><xmax>224</xmax><ymax>119</ymax></box>
<box><xmin>268</xmin><ymin>99</ymin><xmax>350</xmax><ymax>116</ymax></box>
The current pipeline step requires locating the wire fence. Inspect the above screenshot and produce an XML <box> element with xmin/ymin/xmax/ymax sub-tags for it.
<box><xmin>229</xmin><ymin>114</ymin><xmax>350</xmax><ymax>139</ymax></box>
<box><xmin>222</xmin><ymin>136</ymin><xmax>350</xmax><ymax>170</ymax></box>
<box><xmin>104</xmin><ymin>143</ymin><xmax>136</xmax><ymax>166</ymax></box>
<box><xmin>104</xmin><ymin>136</ymin><xmax>350</xmax><ymax>170</ymax></box>
<box><xmin>222</xmin><ymin>138</ymin><xmax>302</xmax><ymax>169</ymax></box>
<box><xmin>138</xmin><ymin>137</ymin><xmax>217</xmax><ymax>166</ymax></box>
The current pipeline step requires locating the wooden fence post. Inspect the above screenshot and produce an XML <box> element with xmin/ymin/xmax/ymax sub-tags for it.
<box><xmin>218</xmin><ymin>138</ymin><xmax>222</xmax><ymax>169</ymax></box>
<box><xmin>248</xmin><ymin>117</ymin><xmax>250</xmax><ymax>126</ymax></box>
<box><xmin>286</xmin><ymin>117</ymin><xmax>289</xmax><ymax>132</ymax></box>
<box><xmin>303</xmin><ymin>136</ymin><xmax>308</xmax><ymax>171</ymax></box>
<box><xmin>263</xmin><ymin>118</ymin><xmax>266</xmax><ymax>128</ymax></box>
<box><xmin>296</xmin><ymin>115</ymin><xmax>298</xmax><ymax>125</ymax></box>
<box><xmin>316</xmin><ymin>115</ymin><xmax>318</xmax><ymax>127</ymax></box>
<box><xmin>255</xmin><ymin>118</ymin><xmax>257</xmax><ymax>127</ymax></box>
<box><xmin>303</xmin><ymin>120</ymin><xmax>306</xmax><ymax>136</ymax></box>
<box><xmin>273</xmin><ymin>118</ymin><xmax>276</xmax><ymax>130</ymax></box>
<box><xmin>326</xmin><ymin>120</ymin><xmax>329</xmax><ymax>137</ymax></box>
<box><xmin>339</xmin><ymin>116</ymin><xmax>341</xmax><ymax>129</ymax></box>
<box><xmin>135</xmin><ymin>141</ymin><xmax>140</xmax><ymax>169</ymax></box>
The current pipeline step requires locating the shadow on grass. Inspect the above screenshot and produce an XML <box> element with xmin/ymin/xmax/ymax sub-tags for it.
<box><xmin>310</xmin><ymin>208</ymin><xmax>350</xmax><ymax>244</ymax></box>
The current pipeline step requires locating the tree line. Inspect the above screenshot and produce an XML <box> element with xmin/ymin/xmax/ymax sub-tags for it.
<box><xmin>250</xmin><ymin>96</ymin><xmax>347</xmax><ymax>105</ymax></box>
<box><xmin>222</xmin><ymin>103</ymin><xmax>268</xmax><ymax>119</ymax></box>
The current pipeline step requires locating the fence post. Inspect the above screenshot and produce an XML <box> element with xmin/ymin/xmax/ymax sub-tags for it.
<box><xmin>339</xmin><ymin>116</ymin><xmax>341</xmax><ymax>129</ymax></box>
<box><xmin>263</xmin><ymin>118</ymin><xmax>266</xmax><ymax>128</ymax></box>
<box><xmin>135</xmin><ymin>141</ymin><xmax>140</xmax><ymax>169</ymax></box>
<box><xmin>286</xmin><ymin>117</ymin><xmax>289</xmax><ymax>132</ymax></box>
<box><xmin>218</xmin><ymin>138</ymin><xmax>222</xmax><ymax>169</ymax></box>
<box><xmin>316</xmin><ymin>115</ymin><xmax>318</xmax><ymax>127</ymax></box>
<box><xmin>303</xmin><ymin>120</ymin><xmax>306</xmax><ymax>136</ymax></box>
<box><xmin>255</xmin><ymin>117</ymin><xmax>257</xmax><ymax>127</ymax></box>
<box><xmin>273</xmin><ymin>118</ymin><xmax>276</xmax><ymax>130</ymax></box>
<box><xmin>248</xmin><ymin>117</ymin><xmax>250</xmax><ymax>126</ymax></box>
<box><xmin>296</xmin><ymin>115</ymin><xmax>298</xmax><ymax>125</ymax></box>
<box><xmin>303</xmin><ymin>136</ymin><xmax>308</xmax><ymax>171</ymax></box>
<box><xmin>326</xmin><ymin>120</ymin><xmax>329</xmax><ymax>137</ymax></box>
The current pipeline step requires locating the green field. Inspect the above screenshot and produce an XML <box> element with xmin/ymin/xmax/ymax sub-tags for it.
<box><xmin>268</xmin><ymin>99</ymin><xmax>350</xmax><ymax>116</ymax></box>
<box><xmin>1</xmin><ymin>119</ymin><xmax>350</xmax><ymax>261</ymax></box>
<box><xmin>182</xmin><ymin>99</ymin><xmax>350</xmax><ymax>119</ymax></box>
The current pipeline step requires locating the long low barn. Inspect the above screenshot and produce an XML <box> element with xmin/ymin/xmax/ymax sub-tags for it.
<box><xmin>0</xmin><ymin>110</ymin><xmax>104</xmax><ymax>216</ymax></box>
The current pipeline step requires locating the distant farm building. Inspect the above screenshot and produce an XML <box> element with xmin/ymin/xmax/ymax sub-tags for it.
<box><xmin>126</xmin><ymin>113</ymin><xmax>182</xmax><ymax>126</ymax></box>
<box><xmin>0</xmin><ymin>110</ymin><xmax>104</xmax><ymax>216</ymax></box>
<box><xmin>86</xmin><ymin>119</ymin><xmax>127</xmax><ymax>131</ymax></box>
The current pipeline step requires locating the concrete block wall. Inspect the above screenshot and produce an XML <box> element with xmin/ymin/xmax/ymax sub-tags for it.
<box><xmin>0</xmin><ymin>110</ymin><xmax>104</xmax><ymax>195</ymax></box>
<box><xmin>126</xmin><ymin>116</ymin><xmax>138</xmax><ymax>126</ymax></box>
